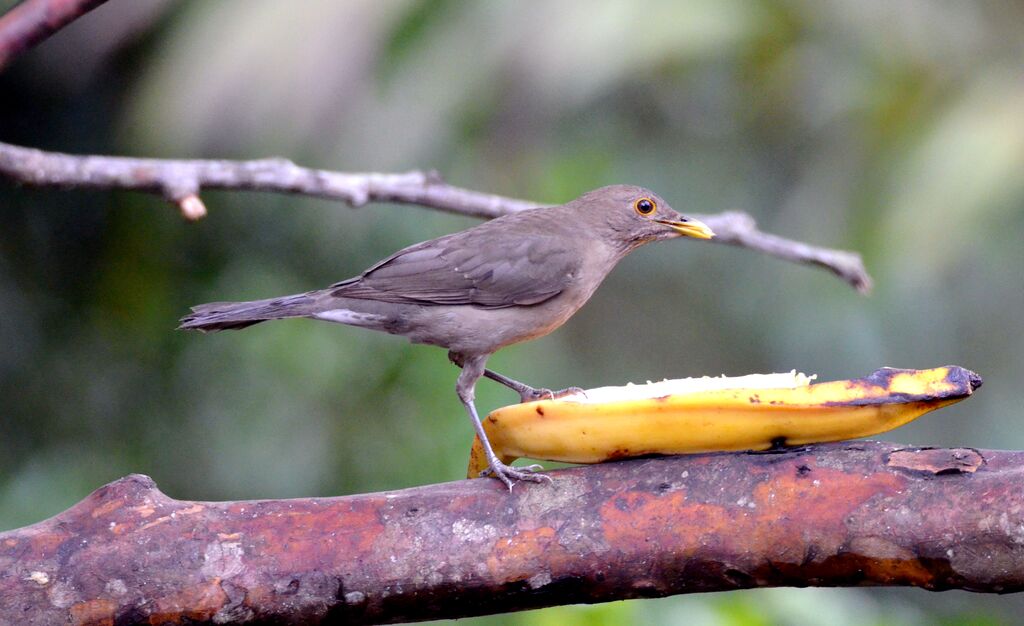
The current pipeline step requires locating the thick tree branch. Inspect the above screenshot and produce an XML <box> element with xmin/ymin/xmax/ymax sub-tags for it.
<box><xmin>0</xmin><ymin>140</ymin><xmax>873</xmax><ymax>291</ymax></box>
<box><xmin>1</xmin><ymin>442</ymin><xmax>1019</xmax><ymax>624</ymax></box>
<box><xmin>0</xmin><ymin>0</ymin><xmax>109</xmax><ymax>70</ymax></box>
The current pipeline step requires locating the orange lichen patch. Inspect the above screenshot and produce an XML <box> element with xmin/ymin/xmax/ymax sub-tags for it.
<box><xmin>242</xmin><ymin>500</ymin><xmax>386</xmax><ymax>571</ymax></box>
<box><xmin>487</xmin><ymin>527</ymin><xmax>558</xmax><ymax>581</ymax></box>
<box><xmin>761</xmin><ymin>552</ymin><xmax>948</xmax><ymax>588</ymax></box>
<box><xmin>140</xmin><ymin>516</ymin><xmax>172</xmax><ymax>531</ymax></box>
<box><xmin>146</xmin><ymin>579</ymin><xmax>227</xmax><ymax>625</ymax></box>
<box><xmin>749</xmin><ymin>464</ymin><xmax>903</xmax><ymax>523</ymax></box>
<box><xmin>887</xmin><ymin>448</ymin><xmax>984</xmax><ymax>475</ymax></box>
<box><xmin>599</xmin><ymin>461</ymin><xmax>907</xmax><ymax>564</ymax></box>
<box><xmin>69</xmin><ymin>598</ymin><xmax>116</xmax><ymax>626</ymax></box>
<box><xmin>851</xmin><ymin>555</ymin><xmax>937</xmax><ymax>584</ymax></box>
<box><xmin>130</xmin><ymin>505</ymin><xmax>156</xmax><ymax>518</ymax></box>
<box><xmin>29</xmin><ymin>532</ymin><xmax>66</xmax><ymax>556</ymax></box>
<box><xmin>599</xmin><ymin>491</ymin><xmax>721</xmax><ymax>550</ymax></box>
<box><xmin>90</xmin><ymin>499</ymin><xmax>124</xmax><ymax>519</ymax></box>
<box><xmin>742</xmin><ymin>464</ymin><xmax>904</xmax><ymax>557</ymax></box>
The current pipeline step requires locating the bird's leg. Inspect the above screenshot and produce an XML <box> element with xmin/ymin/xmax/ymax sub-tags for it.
<box><xmin>480</xmin><ymin>369</ymin><xmax>585</xmax><ymax>403</ymax></box>
<box><xmin>454</xmin><ymin>353</ymin><xmax>552</xmax><ymax>490</ymax></box>
<box><xmin>449</xmin><ymin>351</ymin><xmax>583</xmax><ymax>404</ymax></box>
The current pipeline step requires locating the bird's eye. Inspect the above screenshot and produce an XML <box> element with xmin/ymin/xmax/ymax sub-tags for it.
<box><xmin>634</xmin><ymin>197</ymin><xmax>656</xmax><ymax>216</ymax></box>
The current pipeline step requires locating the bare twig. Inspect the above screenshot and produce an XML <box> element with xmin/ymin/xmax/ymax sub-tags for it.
<box><xmin>0</xmin><ymin>0</ymin><xmax>110</xmax><ymax>70</ymax></box>
<box><xmin>698</xmin><ymin>210</ymin><xmax>873</xmax><ymax>293</ymax></box>
<box><xmin>0</xmin><ymin>443</ymin><xmax>1019</xmax><ymax>624</ymax></box>
<box><xmin>0</xmin><ymin>140</ymin><xmax>873</xmax><ymax>291</ymax></box>
<box><xmin>0</xmin><ymin>0</ymin><xmax>871</xmax><ymax>291</ymax></box>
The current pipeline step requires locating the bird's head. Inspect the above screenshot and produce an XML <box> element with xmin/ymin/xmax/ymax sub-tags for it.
<box><xmin>571</xmin><ymin>184</ymin><xmax>714</xmax><ymax>250</ymax></box>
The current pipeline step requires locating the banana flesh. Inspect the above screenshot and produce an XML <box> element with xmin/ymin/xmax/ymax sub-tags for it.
<box><xmin>467</xmin><ymin>366</ymin><xmax>982</xmax><ymax>478</ymax></box>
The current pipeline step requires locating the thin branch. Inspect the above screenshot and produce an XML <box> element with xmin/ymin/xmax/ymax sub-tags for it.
<box><xmin>698</xmin><ymin>210</ymin><xmax>873</xmax><ymax>293</ymax></box>
<box><xmin>0</xmin><ymin>140</ymin><xmax>534</xmax><ymax>218</ymax></box>
<box><xmin>0</xmin><ymin>0</ymin><xmax>110</xmax><ymax>71</ymax></box>
<box><xmin>0</xmin><ymin>442</ymin><xmax>1019</xmax><ymax>624</ymax></box>
<box><xmin>0</xmin><ymin>140</ymin><xmax>873</xmax><ymax>291</ymax></box>
<box><xmin>0</xmin><ymin>0</ymin><xmax>871</xmax><ymax>288</ymax></box>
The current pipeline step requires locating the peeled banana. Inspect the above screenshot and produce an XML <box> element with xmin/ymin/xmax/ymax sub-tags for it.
<box><xmin>467</xmin><ymin>366</ymin><xmax>982</xmax><ymax>478</ymax></box>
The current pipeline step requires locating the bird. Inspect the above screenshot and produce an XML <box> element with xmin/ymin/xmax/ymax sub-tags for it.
<box><xmin>179</xmin><ymin>184</ymin><xmax>714</xmax><ymax>489</ymax></box>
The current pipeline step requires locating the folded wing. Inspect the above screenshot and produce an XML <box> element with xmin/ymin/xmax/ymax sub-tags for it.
<box><xmin>331</xmin><ymin>233</ymin><xmax>579</xmax><ymax>309</ymax></box>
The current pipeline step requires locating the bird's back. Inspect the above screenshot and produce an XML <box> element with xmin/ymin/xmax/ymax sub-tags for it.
<box><xmin>181</xmin><ymin>202</ymin><xmax>624</xmax><ymax>351</ymax></box>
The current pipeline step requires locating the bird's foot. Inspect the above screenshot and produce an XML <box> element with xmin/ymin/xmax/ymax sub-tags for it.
<box><xmin>517</xmin><ymin>385</ymin><xmax>586</xmax><ymax>403</ymax></box>
<box><xmin>481</xmin><ymin>461</ymin><xmax>552</xmax><ymax>491</ymax></box>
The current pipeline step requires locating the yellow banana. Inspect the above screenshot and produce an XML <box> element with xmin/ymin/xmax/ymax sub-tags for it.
<box><xmin>467</xmin><ymin>366</ymin><xmax>981</xmax><ymax>478</ymax></box>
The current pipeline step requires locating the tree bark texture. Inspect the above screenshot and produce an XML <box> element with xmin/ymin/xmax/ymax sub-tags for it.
<box><xmin>0</xmin><ymin>442</ymin><xmax>1020</xmax><ymax>625</ymax></box>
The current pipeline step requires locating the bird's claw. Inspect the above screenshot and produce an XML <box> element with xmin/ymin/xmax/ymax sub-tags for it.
<box><xmin>481</xmin><ymin>461</ymin><xmax>552</xmax><ymax>490</ymax></box>
<box><xmin>518</xmin><ymin>385</ymin><xmax>586</xmax><ymax>403</ymax></box>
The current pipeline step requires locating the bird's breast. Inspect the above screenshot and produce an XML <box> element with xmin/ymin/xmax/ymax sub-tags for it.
<box><xmin>403</xmin><ymin>273</ymin><xmax>603</xmax><ymax>354</ymax></box>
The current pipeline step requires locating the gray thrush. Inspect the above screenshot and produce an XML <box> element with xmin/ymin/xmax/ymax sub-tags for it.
<box><xmin>179</xmin><ymin>184</ymin><xmax>714</xmax><ymax>489</ymax></box>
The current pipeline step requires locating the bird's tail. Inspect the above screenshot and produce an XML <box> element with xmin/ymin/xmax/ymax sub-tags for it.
<box><xmin>178</xmin><ymin>292</ymin><xmax>317</xmax><ymax>332</ymax></box>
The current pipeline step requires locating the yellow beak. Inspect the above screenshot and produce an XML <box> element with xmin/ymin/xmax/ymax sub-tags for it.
<box><xmin>658</xmin><ymin>217</ymin><xmax>714</xmax><ymax>240</ymax></box>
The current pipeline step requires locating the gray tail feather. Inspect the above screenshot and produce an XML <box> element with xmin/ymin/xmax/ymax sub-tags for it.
<box><xmin>178</xmin><ymin>293</ymin><xmax>316</xmax><ymax>332</ymax></box>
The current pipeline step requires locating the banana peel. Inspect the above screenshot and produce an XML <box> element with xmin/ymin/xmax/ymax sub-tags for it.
<box><xmin>467</xmin><ymin>366</ymin><xmax>982</xmax><ymax>478</ymax></box>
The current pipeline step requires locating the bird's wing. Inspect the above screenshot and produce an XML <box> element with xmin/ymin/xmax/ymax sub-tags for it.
<box><xmin>330</xmin><ymin>234</ymin><xmax>580</xmax><ymax>309</ymax></box>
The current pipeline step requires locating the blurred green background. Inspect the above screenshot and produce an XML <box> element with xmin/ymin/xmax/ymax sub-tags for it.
<box><xmin>1</xmin><ymin>0</ymin><xmax>1022</xmax><ymax>624</ymax></box>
